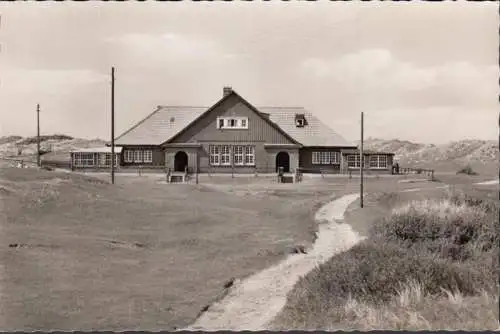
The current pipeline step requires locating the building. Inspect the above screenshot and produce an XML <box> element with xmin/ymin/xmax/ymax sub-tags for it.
<box><xmin>70</xmin><ymin>87</ymin><xmax>395</xmax><ymax>174</ymax></box>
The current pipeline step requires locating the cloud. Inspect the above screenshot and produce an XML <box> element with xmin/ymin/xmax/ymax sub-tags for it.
<box><xmin>0</xmin><ymin>67</ymin><xmax>108</xmax><ymax>95</ymax></box>
<box><xmin>107</xmin><ymin>32</ymin><xmax>239</xmax><ymax>67</ymax></box>
<box><xmin>300</xmin><ymin>49</ymin><xmax>497</xmax><ymax>110</ymax></box>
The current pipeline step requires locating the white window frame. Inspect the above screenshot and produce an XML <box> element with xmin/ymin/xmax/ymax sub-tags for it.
<box><xmin>77</xmin><ymin>152</ymin><xmax>95</xmax><ymax>167</ymax></box>
<box><xmin>369</xmin><ymin>155</ymin><xmax>388</xmax><ymax>169</ymax></box>
<box><xmin>99</xmin><ymin>153</ymin><xmax>107</xmax><ymax>166</ymax></box>
<box><xmin>133</xmin><ymin>150</ymin><xmax>143</xmax><ymax>163</ymax></box>
<box><xmin>143</xmin><ymin>150</ymin><xmax>153</xmax><ymax>163</ymax></box>
<box><xmin>209</xmin><ymin>145</ymin><xmax>220</xmax><ymax>166</ymax></box>
<box><xmin>216</xmin><ymin>117</ymin><xmax>249</xmax><ymax>129</ymax></box>
<box><xmin>244</xmin><ymin>146</ymin><xmax>255</xmax><ymax>166</ymax></box>
<box><xmin>312</xmin><ymin>151</ymin><xmax>340</xmax><ymax>165</ymax></box>
<box><xmin>233</xmin><ymin>145</ymin><xmax>244</xmax><ymax>166</ymax></box>
<box><xmin>347</xmin><ymin>155</ymin><xmax>369</xmax><ymax>169</ymax></box>
<box><xmin>73</xmin><ymin>153</ymin><xmax>83</xmax><ymax>167</ymax></box>
<box><xmin>124</xmin><ymin>150</ymin><xmax>134</xmax><ymax>163</ymax></box>
<box><xmin>220</xmin><ymin>145</ymin><xmax>231</xmax><ymax>166</ymax></box>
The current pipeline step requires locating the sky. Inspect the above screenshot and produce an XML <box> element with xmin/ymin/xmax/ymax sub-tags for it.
<box><xmin>0</xmin><ymin>2</ymin><xmax>497</xmax><ymax>145</ymax></box>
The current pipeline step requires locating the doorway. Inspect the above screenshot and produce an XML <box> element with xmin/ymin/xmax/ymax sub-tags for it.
<box><xmin>174</xmin><ymin>151</ymin><xmax>188</xmax><ymax>172</ymax></box>
<box><xmin>275</xmin><ymin>151</ymin><xmax>290</xmax><ymax>173</ymax></box>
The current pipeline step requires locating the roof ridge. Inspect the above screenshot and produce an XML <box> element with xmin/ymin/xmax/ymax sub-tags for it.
<box><xmin>157</xmin><ymin>105</ymin><xmax>209</xmax><ymax>109</ymax></box>
<box><xmin>258</xmin><ymin>106</ymin><xmax>305</xmax><ymax>109</ymax></box>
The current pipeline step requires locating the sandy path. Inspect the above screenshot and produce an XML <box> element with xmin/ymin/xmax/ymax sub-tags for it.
<box><xmin>184</xmin><ymin>193</ymin><xmax>363</xmax><ymax>331</ymax></box>
<box><xmin>475</xmin><ymin>179</ymin><xmax>499</xmax><ymax>186</ymax></box>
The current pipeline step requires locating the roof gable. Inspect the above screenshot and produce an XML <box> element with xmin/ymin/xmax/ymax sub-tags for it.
<box><xmin>164</xmin><ymin>90</ymin><xmax>300</xmax><ymax>145</ymax></box>
<box><xmin>114</xmin><ymin>90</ymin><xmax>354</xmax><ymax>148</ymax></box>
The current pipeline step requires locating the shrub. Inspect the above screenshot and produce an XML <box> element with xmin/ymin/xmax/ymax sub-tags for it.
<box><xmin>274</xmin><ymin>191</ymin><xmax>499</xmax><ymax>330</ymax></box>
<box><xmin>276</xmin><ymin>241</ymin><xmax>481</xmax><ymax>329</ymax></box>
<box><xmin>370</xmin><ymin>196</ymin><xmax>498</xmax><ymax>262</ymax></box>
<box><xmin>456</xmin><ymin>165</ymin><xmax>478</xmax><ymax>175</ymax></box>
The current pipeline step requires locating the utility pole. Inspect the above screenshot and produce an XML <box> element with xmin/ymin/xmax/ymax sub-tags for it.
<box><xmin>36</xmin><ymin>103</ymin><xmax>41</xmax><ymax>168</ymax></box>
<box><xmin>360</xmin><ymin>111</ymin><xmax>364</xmax><ymax>208</ymax></box>
<box><xmin>111</xmin><ymin>67</ymin><xmax>115</xmax><ymax>184</ymax></box>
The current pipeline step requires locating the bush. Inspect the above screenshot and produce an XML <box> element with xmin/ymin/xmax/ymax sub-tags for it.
<box><xmin>274</xmin><ymin>190</ymin><xmax>499</xmax><ymax>330</ymax></box>
<box><xmin>456</xmin><ymin>165</ymin><xmax>478</xmax><ymax>175</ymax></box>
<box><xmin>276</xmin><ymin>241</ymin><xmax>482</xmax><ymax>329</ymax></box>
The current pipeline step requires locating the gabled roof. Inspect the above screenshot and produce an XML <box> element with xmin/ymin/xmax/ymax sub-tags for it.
<box><xmin>114</xmin><ymin>89</ymin><xmax>355</xmax><ymax>147</ymax></box>
<box><xmin>164</xmin><ymin>90</ymin><xmax>300</xmax><ymax>145</ymax></box>
<box><xmin>260</xmin><ymin>107</ymin><xmax>355</xmax><ymax>147</ymax></box>
<box><xmin>115</xmin><ymin>106</ymin><xmax>207</xmax><ymax>146</ymax></box>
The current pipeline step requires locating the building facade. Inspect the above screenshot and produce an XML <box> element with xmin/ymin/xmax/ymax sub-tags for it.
<box><xmin>71</xmin><ymin>88</ymin><xmax>395</xmax><ymax>175</ymax></box>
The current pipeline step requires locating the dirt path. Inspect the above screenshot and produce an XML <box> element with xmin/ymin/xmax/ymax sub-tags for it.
<box><xmin>475</xmin><ymin>179</ymin><xmax>499</xmax><ymax>186</ymax></box>
<box><xmin>184</xmin><ymin>193</ymin><xmax>363</xmax><ymax>331</ymax></box>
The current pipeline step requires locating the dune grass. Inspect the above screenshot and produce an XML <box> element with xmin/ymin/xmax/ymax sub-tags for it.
<box><xmin>271</xmin><ymin>187</ymin><xmax>499</xmax><ymax>330</ymax></box>
<box><xmin>0</xmin><ymin>168</ymin><xmax>359</xmax><ymax>331</ymax></box>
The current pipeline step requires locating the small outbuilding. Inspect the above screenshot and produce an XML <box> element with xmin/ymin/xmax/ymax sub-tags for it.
<box><xmin>70</xmin><ymin>147</ymin><xmax>122</xmax><ymax>170</ymax></box>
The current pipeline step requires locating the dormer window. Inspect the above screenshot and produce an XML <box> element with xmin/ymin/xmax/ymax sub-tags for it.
<box><xmin>295</xmin><ymin>114</ymin><xmax>306</xmax><ymax>128</ymax></box>
<box><xmin>217</xmin><ymin>117</ymin><xmax>249</xmax><ymax>129</ymax></box>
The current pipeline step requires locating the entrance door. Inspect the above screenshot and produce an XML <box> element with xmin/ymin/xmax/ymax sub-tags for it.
<box><xmin>276</xmin><ymin>151</ymin><xmax>290</xmax><ymax>173</ymax></box>
<box><xmin>174</xmin><ymin>151</ymin><xmax>188</xmax><ymax>172</ymax></box>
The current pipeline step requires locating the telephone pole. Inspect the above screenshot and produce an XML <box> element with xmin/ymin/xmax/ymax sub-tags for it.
<box><xmin>36</xmin><ymin>103</ymin><xmax>41</xmax><ymax>168</ymax></box>
<box><xmin>111</xmin><ymin>67</ymin><xmax>116</xmax><ymax>184</ymax></box>
<box><xmin>360</xmin><ymin>111</ymin><xmax>364</xmax><ymax>208</ymax></box>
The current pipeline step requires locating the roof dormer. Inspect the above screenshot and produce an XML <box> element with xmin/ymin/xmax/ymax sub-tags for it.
<box><xmin>295</xmin><ymin>113</ymin><xmax>306</xmax><ymax>128</ymax></box>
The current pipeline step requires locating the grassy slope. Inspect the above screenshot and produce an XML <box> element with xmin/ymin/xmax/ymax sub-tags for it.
<box><xmin>271</xmin><ymin>174</ymin><xmax>498</xmax><ymax>330</ymax></box>
<box><xmin>0</xmin><ymin>168</ymin><xmax>360</xmax><ymax>331</ymax></box>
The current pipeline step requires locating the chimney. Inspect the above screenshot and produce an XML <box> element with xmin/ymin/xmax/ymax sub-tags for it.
<box><xmin>223</xmin><ymin>86</ymin><xmax>232</xmax><ymax>97</ymax></box>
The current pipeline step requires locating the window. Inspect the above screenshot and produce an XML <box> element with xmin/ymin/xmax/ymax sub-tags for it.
<box><xmin>125</xmin><ymin>150</ymin><xmax>134</xmax><ymax>163</ymax></box>
<box><xmin>244</xmin><ymin>146</ymin><xmax>255</xmax><ymax>166</ymax></box>
<box><xmin>209</xmin><ymin>145</ymin><xmax>220</xmax><ymax>165</ymax></box>
<box><xmin>208</xmin><ymin>145</ymin><xmax>231</xmax><ymax>166</ymax></box>
<box><xmin>99</xmin><ymin>153</ymin><xmax>107</xmax><ymax>166</ymax></box>
<box><xmin>217</xmin><ymin>117</ymin><xmax>249</xmax><ymax>129</ymax></box>
<box><xmin>73</xmin><ymin>152</ymin><xmax>95</xmax><ymax>167</ymax></box>
<box><xmin>295</xmin><ymin>114</ymin><xmax>306</xmax><ymax>128</ymax></box>
<box><xmin>133</xmin><ymin>150</ymin><xmax>143</xmax><ymax>163</ymax></box>
<box><xmin>369</xmin><ymin>155</ymin><xmax>388</xmax><ymax>169</ymax></box>
<box><xmin>209</xmin><ymin>145</ymin><xmax>255</xmax><ymax>166</ymax></box>
<box><xmin>234</xmin><ymin>146</ymin><xmax>244</xmax><ymax>165</ymax></box>
<box><xmin>347</xmin><ymin>155</ymin><xmax>368</xmax><ymax>168</ymax></box>
<box><xmin>143</xmin><ymin>150</ymin><xmax>153</xmax><ymax>163</ymax></box>
<box><xmin>312</xmin><ymin>151</ymin><xmax>340</xmax><ymax>165</ymax></box>
<box><xmin>94</xmin><ymin>153</ymin><xmax>118</xmax><ymax>167</ymax></box>
<box><xmin>220</xmin><ymin>145</ymin><xmax>231</xmax><ymax>165</ymax></box>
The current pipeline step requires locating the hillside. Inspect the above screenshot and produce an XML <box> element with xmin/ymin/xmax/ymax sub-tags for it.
<box><xmin>363</xmin><ymin>138</ymin><xmax>498</xmax><ymax>175</ymax></box>
<box><xmin>0</xmin><ymin>135</ymin><xmax>108</xmax><ymax>166</ymax></box>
